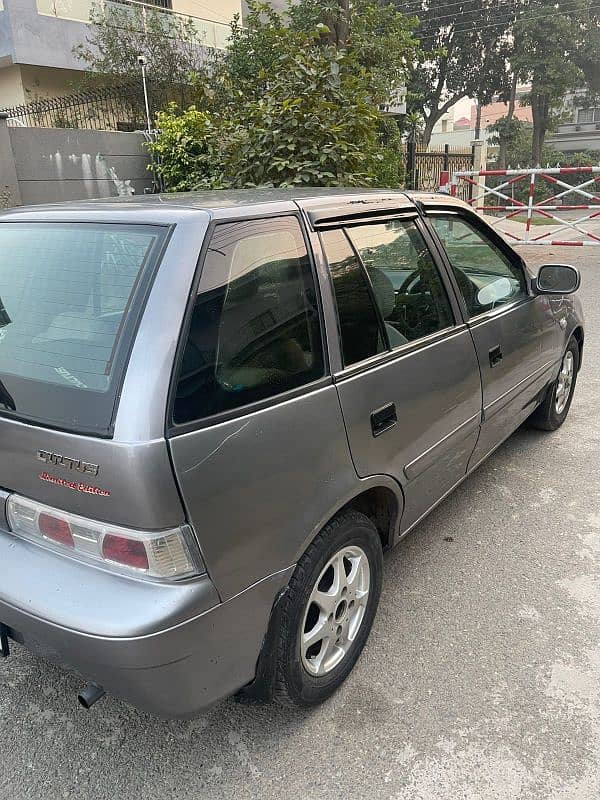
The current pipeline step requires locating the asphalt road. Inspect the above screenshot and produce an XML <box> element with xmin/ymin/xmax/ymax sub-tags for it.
<box><xmin>1</xmin><ymin>246</ymin><xmax>599</xmax><ymax>800</ymax></box>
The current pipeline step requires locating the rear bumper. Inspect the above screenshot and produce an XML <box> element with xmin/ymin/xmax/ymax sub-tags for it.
<box><xmin>0</xmin><ymin>531</ymin><xmax>293</xmax><ymax>717</ymax></box>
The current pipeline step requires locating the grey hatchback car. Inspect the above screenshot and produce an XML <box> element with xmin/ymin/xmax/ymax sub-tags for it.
<box><xmin>0</xmin><ymin>189</ymin><xmax>583</xmax><ymax>717</ymax></box>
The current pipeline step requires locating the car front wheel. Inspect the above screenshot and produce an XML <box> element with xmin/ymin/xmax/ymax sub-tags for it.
<box><xmin>529</xmin><ymin>336</ymin><xmax>579</xmax><ymax>431</ymax></box>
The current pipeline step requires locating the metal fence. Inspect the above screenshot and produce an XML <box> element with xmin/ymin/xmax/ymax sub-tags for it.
<box><xmin>0</xmin><ymin>83</ymin><xmax>148</xmax><ymax>132</ymax></box>
<box><xmin>405</xmin><ymin>143</ymin><xmax>474</xmax><ymax>200</ymax></box>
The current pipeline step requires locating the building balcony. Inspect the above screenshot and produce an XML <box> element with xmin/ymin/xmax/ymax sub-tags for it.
<box><xmin>0</xmin><ymin>0</ymin><xmax>235</xmax><ymax>75</ymax></box>
<box><xmin>0</xmin><ymin>0</ymin><xmax>236</xmax><ymax>105</ymax></box>
<box><xmin>35</xmin><ymin>0</ymin><xmax>233</xmax><ymax>50</ymax></box>
<box><xmin>547</xmin><ymin>120</ymin><xmax>600</xmax><ymax>153</ymax></box>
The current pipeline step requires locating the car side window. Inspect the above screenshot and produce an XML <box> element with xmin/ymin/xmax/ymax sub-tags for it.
<box><xmin>320</xmin><ymin>229</ymin><xmax>386</xmax><ymax>367</ymax></box>
<box><xmin>429</xmin><ymin>214</ymin><xmax>528</xmax><ymax>317</ymax></box>
<box><xmin>345</xmin><ymin>219</ymin><xmax>454</xmax><ymax>345</ymax></box>
<box><xmin>173</xmin><ymin>217</ymin><xmax>324</xmax><ymax>424</ymax></box>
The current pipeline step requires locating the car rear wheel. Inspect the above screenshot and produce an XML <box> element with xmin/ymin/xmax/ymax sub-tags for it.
<box><xmin>529</xmin><ymin>336</ymin><xmax>579</xmax><ymax>431</ymax></box>
<box><xmin>272</xmin><ymin>510</ymin><xmax>383</xmax><ymax>707</ymax></box>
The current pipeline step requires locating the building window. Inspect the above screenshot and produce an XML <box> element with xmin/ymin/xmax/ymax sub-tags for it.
<box><xmin>577</xmin><ymin>107</ymin><xmax>600</xmax><ymax>124</ymax></box>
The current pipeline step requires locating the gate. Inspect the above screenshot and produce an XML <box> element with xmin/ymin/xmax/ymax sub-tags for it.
<box><xmin>406</xmin><ymin>143</ymin><xmax>474</xmax><ymax>199</ymax></box>
<box><xmin>450</xmin><ymin>166</ymin><xmax>600</xmax><ymax>246</ymax></box>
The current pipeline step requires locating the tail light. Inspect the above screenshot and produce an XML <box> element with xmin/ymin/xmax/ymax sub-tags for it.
<box><xmin>38</xmin><ymin>512</ymin><xmax>74</xmax><ymax>548</ymax></box>
<box><xmin>6</xmin><ymin>494</ymin><xmax>204</xmax><ymax>581</ymax></box>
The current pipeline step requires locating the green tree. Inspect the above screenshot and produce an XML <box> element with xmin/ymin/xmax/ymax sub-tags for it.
<box><xmin>493</xmin><ymin>72</ymin><xmax>518</xmax><ymax>170</ymax></box>
<box><xmin>402</xmin><ymin>111</ymin><xmax>424</xmax><ymax>143</ymax></box>
<box><xmin>511</xmin><ymin>0</ymin><xmax>600</xmax><ymax>164</ymax></box>
<box><xmin>403</xmin><ymin>0</ymin><xmax>512</xmax><ymax>146</ymax></box>
<box><xmin>487</xmin><ymin>118</ymin><xmax>542</xmax><ymax>168</ymax></box>
<box><xmin>148</xmin><ymin>0</ymin><xmax>418</xmax><ymax>189</ymax></box>
<box><xmin>488</xmin><ymin>114</ymin><xmax>529</xmax><ymax>168</ymax></box>
<box><xmin>287</xmin><ymin>0</ymin><xmax>418</xmax><ymax>99</ymax></box>
<box><xmin>149</xmin><ymin>105</ymin><xmax>224</xmax><ymax>190</ymax></box>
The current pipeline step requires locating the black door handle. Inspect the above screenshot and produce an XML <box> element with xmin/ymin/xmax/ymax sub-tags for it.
<box><xmin>489</xmin><ymin>345</ymin><xmax>503</xmax><ymax>367</ymax></box>
<box><xmin>371</xmin><ymin>403</ymin><xmax>397</xmax><ymax>437</ymax></box>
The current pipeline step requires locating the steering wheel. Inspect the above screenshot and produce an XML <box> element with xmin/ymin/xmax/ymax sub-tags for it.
<box><xmin>399</xmin><ymin>272</ymin><xmax>422</xmax><ymax>294</ymax></box>
<box><xmin>394</xmin><ymin>271</ymin><xmax>439</xmax><ymax>337</ymax></box>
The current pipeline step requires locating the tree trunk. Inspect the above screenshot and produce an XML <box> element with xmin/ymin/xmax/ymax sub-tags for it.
<box><xmin>421</xmin><ymin>114</ymin><xmax>437</xmax><ymax>148</ymax></box>
<box><xmin>326</xmin><ymin>0</ymin><xmax>350</xmax><ymax>47</ymax></box>
<box><xmin>531</xmin><ymin>89</ymin><xmax>549</xmax><ymax>166</ymax></box>
<box><xmin>474</xmin><ymin>100</ymin><xmax>482</xmax><ymax>140</ymax></box>
<box><xmin>497</xmin><ymin>72</ymin><xmax>517</xmax><ymax>169</ymax></box>
<box><xmin>421</xmin><ymin>90</ymin><xmax>467</xmax><ymax>148</ymax></box>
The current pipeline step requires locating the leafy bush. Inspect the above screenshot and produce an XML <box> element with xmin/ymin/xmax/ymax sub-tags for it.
<box><xmin>150</xmin><ymin>105</ymin><xmax>225</xmax><ymax>191</ymax></box>
<box><xmin>219</xmin><ymin>48</ymin><xmax>382</xmax><ymax>187</ymax></box>
<box><xmin>370</xmin><ymin>117</ymin><xmax>406</xmax><ymax>188</ymax></box>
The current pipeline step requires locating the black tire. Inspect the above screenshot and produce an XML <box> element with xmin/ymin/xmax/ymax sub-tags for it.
<box><xmin>529</xmin><ymin>336</ymin><xmax>579</xmax><ymax>431</ymax></box>
<box><xmin>272</xmin><ymin>510</ymin><xmax>383</xmax><ymax>707</ymax></box>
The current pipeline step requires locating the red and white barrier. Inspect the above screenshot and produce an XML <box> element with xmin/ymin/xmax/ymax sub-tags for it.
<box><xmin>438</xmin><ymin>170</ymin><xmax>450</xmax><ymax>194</ymax></box>
<box><xmin>450</xmin><ymin>166</ymin><xmax>600</xmax><ymax>246</ymax></box>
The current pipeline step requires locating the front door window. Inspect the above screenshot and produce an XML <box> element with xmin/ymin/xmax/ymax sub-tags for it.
<box><xmin>429</xmin><ymin>215</ymin><xmax>528</xmax><ymax>317</ymax></box>
<box><xmin>346</xmin><ymin>219</ymin><xmax>455</xmax><ymax>345</ymax></box>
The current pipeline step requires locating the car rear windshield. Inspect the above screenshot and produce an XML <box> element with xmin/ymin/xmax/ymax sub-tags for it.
<box><xmin>0</xmin><ymin>222</ymin><xmax>167</xmax><ymax>435</ymax></box>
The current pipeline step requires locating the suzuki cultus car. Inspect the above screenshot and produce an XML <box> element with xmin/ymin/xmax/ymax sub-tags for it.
<box><xmin>0</xmin><ymin>190</ymin><xmax>583</xmax><ymax>716</ymax></box>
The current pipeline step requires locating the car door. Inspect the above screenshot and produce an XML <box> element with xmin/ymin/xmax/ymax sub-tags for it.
<box><xmin>314</xmin><ymin>212</ymin><xmax>482</xmax><ymax>533</ymax></box>
<box><xmin>426</xmin><ymin>210</ymin><xmax>562</xmax><ymax>468</ymax></box>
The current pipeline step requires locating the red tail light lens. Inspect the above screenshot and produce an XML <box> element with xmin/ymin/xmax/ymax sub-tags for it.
<box><xmin>38</xmin><ymin>512</ymin><xmax>74</xmax><ymax>548</ymax></box>
<box><xmin>102</xmin><ymin>534</ymin><xmax>150</xmax><ymax>571</ymax></box>
<box><xmin>7</xmin><ymin>495</ymin><xmax>204</xmax><ymax>580</ymax></box>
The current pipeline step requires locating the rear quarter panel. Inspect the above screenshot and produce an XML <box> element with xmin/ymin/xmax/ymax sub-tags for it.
<box><xmin>168</xmin><ymin>385</ymin><xmax>388</xmax><ymax>600</ymax></box>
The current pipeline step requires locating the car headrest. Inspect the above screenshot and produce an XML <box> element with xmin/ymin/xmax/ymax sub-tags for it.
<box><xmin>367</xmin><ymin>268</ymin><xmax>396</xmax><ymax>320</ymax></box>
<box><xmin>226</xmin><ymin>270</ymin><xmax>260</xmax><ymax>303</ymax></box>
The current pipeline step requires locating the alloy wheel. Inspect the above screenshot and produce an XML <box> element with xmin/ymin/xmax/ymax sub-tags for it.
<box><xmin>300</xmin><ymin>545</ymin><xmax>370</xmax><ymax>677</ymax></box>
<box><xmin>555</xmin><ymin>350</ymin><xmax>574</xmax><ymax>415</ymax></box>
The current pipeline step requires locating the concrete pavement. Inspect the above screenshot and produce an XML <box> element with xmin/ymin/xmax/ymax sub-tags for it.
<box><xmin>0</xmin><ymin>246</ymin><xmax>598</xmax><ymax>800</ymax></box>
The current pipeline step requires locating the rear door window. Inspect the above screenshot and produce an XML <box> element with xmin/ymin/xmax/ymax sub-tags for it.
<box><xmin>0</xmin><ymin>222</ymin><xmax>166</xmax><ymax>434</ymax></box>
<box><xmin>173</xmin><ymin>216</ymin><xmax>324</xmax><ymax>424</ymax></box>
<box><xmin>319</xmin><ymin>228</ymin><xmax>386</xmax><ymax>366</ymax></box>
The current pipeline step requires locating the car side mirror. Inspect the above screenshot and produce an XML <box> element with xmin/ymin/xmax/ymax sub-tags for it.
<box><xmin>535</xmin><ymin>264</ymin><xmax>580</xmax><ymax>295</ymax></box>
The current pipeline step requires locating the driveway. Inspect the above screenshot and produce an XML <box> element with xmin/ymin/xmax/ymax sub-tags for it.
<box><xmin>1</xmin><ymin>246</ymin><xmax>598</xmax><ymax>800</ymax></box>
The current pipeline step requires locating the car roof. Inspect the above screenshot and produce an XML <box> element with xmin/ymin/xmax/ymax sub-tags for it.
<box><xmin>0</xmin><ymin>188</ymin><xmax>468</xmax><ymax>224</ymax></box>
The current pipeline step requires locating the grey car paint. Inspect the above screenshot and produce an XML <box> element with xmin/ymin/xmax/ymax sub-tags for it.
<box><xmin>0</xmin><ymin>189</ymin><xmax>584</xmax><ymax>717</ymax></box>
<box><xmin>0</xmin><ymin>205</ymin><xmax>210</xmax><ymax>528</ymax></box>
<box><xmin>0</xmin><ymin>418</ymin><xmax>184</xmax><ymax>528</ymax></box>
<box><xmin>467</xmin><ymin>295</ymin><xmax>561</xmax><ymax>466</ymax></box>
<box><xmin>0</xmin><ymin>517</ymin><xmax>292</xmax><ymax>717</ymax></box>
<box><xmin>331</xmin><ymin>330</ymin><xmax>481</xmax><ymax>533</ymax></box>
<box><xmin>302</xmin><ymin>204</ymin><xmax>483</xmax><ymax>532</ymax></box>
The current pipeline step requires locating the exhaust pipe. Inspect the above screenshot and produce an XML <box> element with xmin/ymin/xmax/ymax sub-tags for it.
<box><xmin>78</xmin><ymin>682</ymin><xmax>105</xmax><ymax>709</ymax></box>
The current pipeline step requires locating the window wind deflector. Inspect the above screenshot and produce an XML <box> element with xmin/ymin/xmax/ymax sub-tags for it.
<box><xmin>307</xmin><ymin>203</ymin><xmax>417</xmax><ymax>230</ymax></box>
